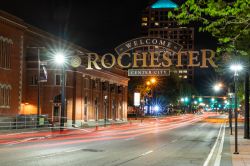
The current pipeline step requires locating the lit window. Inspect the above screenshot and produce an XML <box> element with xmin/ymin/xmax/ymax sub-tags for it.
<box><xmin>151</xmin><ymin>17</ymin><xmax>155</xmax><ymax>21</ymax></box>
<box><xmin>142</xmin><ymin>17</ymin><xmax>148</xmax><ymax>22</ymax></box>
<box><xmin>184</xmin><ymin>75</ymin><xmax>188</xmax><ymax>79</ymax></box>
<box><xmin>179</xmin><ymin>76</ymin><xmax>182</xmax><ymax>78</ymax></box>
<box><xmin>183</xmin><ymin>70</ymin><xmax>187</xmax><ymax>73</ymax></box>
<box><xmin>142</xmin><ymin>23</ymin><xmax>148</xmax><ymax>26</ymax></box>
<box><xmin>155</xmin><ymin>22</ymin><xmax>159</xmax><ymax>26</ymax></box>
<box><xmin>179</xmin><ymin>70</ymin><xmax>183</xmax><ymax>73</ymax></box>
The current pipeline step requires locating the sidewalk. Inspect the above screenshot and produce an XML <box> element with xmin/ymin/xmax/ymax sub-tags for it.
<box><xmin>230</xmin><ymin>125</ymin><xmax>250</xmax><ymax>166</ymax></box>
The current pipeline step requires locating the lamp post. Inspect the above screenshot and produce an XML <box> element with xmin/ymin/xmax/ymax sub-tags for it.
<box><xmin>54</xmin><ymin>52</ymin><xmax>66</xmax><ymax>130</ymax></box>
<box><xmin>27</xmin><ymin>46</ymin><xmax>45</xmax><ymax>127</ymax></box>
<box><xmin>150</xmin><ymin>78</ymin><xmax>157</xmax><ymax>96</ymax></box>
<box><xmin>146</xmin><ymin>78</ymin><xmax>157</xmax><ymax>115</ymax></box>
<box><xmin>213</xmin><ymin>82</ymin><xmax>223</xmax><ymax>113</ymax></box>
<box><xmin>230</xmin><ymin>63</ymin><xmax>243</xmax><ymax>154</ymax></box>
<box><xmin>228</xmin><ymin>92</ymin><xmax>233</xmax><ymax>135</ymax></box>
<box><xmin>244</xmin><ymin>72</ymin><xmax>249</xmax><ymax>139</ymax></box>
<box><xmin>104</xmin><ymin>95</ymin><xmax>108</xmax><ymax>127</ymax></box>
<box><xmin>213</xmin><ymin>83</ymin><xmax>223</xmax><ymax>92</ymax></box>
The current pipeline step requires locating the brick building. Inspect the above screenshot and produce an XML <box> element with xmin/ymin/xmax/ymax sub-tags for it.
<box><xmin>0</xmin><ymin>10</ymin><xmax>129</xmax><ymax>126</ymax></box>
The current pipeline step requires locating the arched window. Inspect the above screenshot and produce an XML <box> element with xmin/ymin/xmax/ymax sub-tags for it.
<box><xmin>0</xmin><ymin>35</ymin><xmax>13</xmax><ymax>69</ymax></box>
<box><xmin>0</xmin><ymin>84</ymin><xmax>11</xmax><ymax>108</ymax></box>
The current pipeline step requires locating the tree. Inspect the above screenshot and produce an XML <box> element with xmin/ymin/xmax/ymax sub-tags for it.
<box><xmin>169</xmin><ymin>0</ymin><xmax>250</xmax><ymax>55</ymax></box>
<box><xmin>169</xmin><ymin>0</ymin><xmax>250</xmax><ymax>100</ymax></box>
<box><xmin>170</xmin><ymin>0</ymin><xmax>250</xmax><ymax>137</ymax></box>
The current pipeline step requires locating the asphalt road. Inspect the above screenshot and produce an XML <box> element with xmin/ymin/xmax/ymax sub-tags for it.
<box><xmin>0</xmin><ymin>114</ymin><xmax>232</xmax><ymax>166</ymax></box>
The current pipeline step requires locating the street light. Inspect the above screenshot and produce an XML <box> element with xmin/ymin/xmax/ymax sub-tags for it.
<box><xmin>150</xmin><ymin>78</ymin><xmax>156</xmax><ymax>84</ymax></box>
<box><xmin>54</xmin><ymin>51</ymin><xmax>67</xmax><ymax>130</ymax></box>
<box><xmin>230</xmin><ymin>64</ymin><xmax>243</xmax><ymax>73</ymax></box>
<box><xmin>213</xmin><ymin>82</ymin><xmax>223</xmax><ymax>113</ymax></box>
<box><xmin>228</xmin><ymin>92</ymin><xmax>234</xmax><ymax>135</ymax></box>
<box><xmin>146</xmin><ymin>78</ymin><xmax>157</xmax><ymax>115</ymax></box>
<box><xmin>27</xmin><ymin>46</ymin><xmax>46</xmax><ymax>127</ymax></box>
<box><xmin>230</xmin><ymin>63</ymin><xmax>243</xmax><ymax>154</ymax></box>
<box><xmin>213</xmin><ymin>83</ymin><xmax>222</xmax><ymax>92</ymax></box>
<box><xmin>54</xmin><ymin>52</ymin><xmax>66</xmax><ymax>65</ymax></box>
<box><xmin>104</xmin><ymin>95</ymin><xmax>108</xmax><ymax>127</ymax></box>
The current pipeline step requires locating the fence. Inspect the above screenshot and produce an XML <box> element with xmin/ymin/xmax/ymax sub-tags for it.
<box><xmin>0</xmin><ymin>115</ymin><xmax>50</xmax><ymax>130</ymax></box>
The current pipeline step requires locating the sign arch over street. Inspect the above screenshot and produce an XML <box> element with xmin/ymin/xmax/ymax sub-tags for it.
<box><xmin>115</xmin><ymin>37</ymin><xmax>183</xmax><ymax>55</ymax></box>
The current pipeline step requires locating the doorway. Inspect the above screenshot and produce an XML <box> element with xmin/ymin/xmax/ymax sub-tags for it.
<box><xmin>52</xmin><ymin>104</ymin><xmax>61</xmax><ymax>123</ymax></box>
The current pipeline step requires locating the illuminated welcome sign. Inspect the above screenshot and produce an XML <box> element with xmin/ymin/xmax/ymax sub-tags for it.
<box><xmin>81</xmin><ymin>37</ymin><xmax>218</xmax><ymax>76</ymax></box>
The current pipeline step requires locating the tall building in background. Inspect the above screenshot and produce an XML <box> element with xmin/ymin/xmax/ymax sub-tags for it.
<box><xmin>141</xmin><ymin>0</ymin><xmax>194</xmax><ymax>83</ymax></box>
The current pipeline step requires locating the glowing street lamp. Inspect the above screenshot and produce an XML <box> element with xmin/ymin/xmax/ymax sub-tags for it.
<box><xmin>54</xmin><ymin>52</ymin><xmax>66</xmax><ymax>65</ymax></box>
<box><xmin>213</xmin><ymin>82</ymin><xmax>223</xmax><ymax>92</ymax></box>
<box><xmin>153</xmin><ymin>105</ymin><xmax>160</xmax><ymax>112</ymax></box>
<box><xmin>146</xmin><ymin>78</ymin><xmax>157</xmax><ymax>115</ymax></box>
<box><xmin>54</xmin><ymin>51</ymin><xmax>67</xmax><ymax>130</ymax></box>
<box><xmin>150</xmin><ymin>78</ymin><xmax>156</xmax><ymax>84</ymax></box>
<box><xmin>230</xmin><ymin>63</ymin><xmax>243</xmax><ymax>154</ymax></box>
<box><xmin>230</xmin><ymin>64</ymin><xmax>243</xmax><ymax>74</ymax></box>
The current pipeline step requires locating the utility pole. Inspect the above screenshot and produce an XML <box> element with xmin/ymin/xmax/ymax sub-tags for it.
<box><xmin>27</xmin><ymin>46</ymin><xmax>45</xmax><ymax>127</ymax></box>
<box><xmin>244</xmin><ymin>72</ymin><xmax>249</xmax><ymax>139</ymax></box>
<box><xmin>60</xmin><ymin>65</ymin><xmax>66</xmax><ymax>130</ymax></box>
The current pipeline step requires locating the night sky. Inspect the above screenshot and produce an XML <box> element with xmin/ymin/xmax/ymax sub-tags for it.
<box><xmin>1</xmin><ymin>0</ymin><xmax>221</xmax><ymax>95</ymax></box>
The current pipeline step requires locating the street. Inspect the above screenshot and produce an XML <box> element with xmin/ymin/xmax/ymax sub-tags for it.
<box><xmin>0</xmin><ymin>114</ymin><xmax>231</xmax><ymax>166</ymax></box>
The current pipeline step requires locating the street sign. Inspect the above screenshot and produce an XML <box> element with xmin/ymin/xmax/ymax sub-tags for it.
<box><xmin>128</xmin><ymin>69</ymin><xmax>170</xmax><ymax>76</ymax></box>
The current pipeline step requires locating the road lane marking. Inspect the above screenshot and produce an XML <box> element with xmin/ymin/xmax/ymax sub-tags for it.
<box><xmin>141</xmin><ymin>150</ymin><xmax>153</xmax><ymax>156</ymax></box>
<box><xmin>124</xmin><ymin>138</ymin><xmax>134</xmax><ymax>141</ymax></box>
<box><xmin>214</xmin><ymin>123</ymin><xmax>226</xmax><ymax>166</ymax></box>
<box><xmin>203</xmin><ymin>123</ymin><xmax>223</xmax><ymax>166</ymax></box>
<box><xmin>65</xmin><ymin>148</ymin><xmax>84</xmax><ymax>153</ymax></box>
<box><xmin>171</xmin><ymin>139</ymin><xmax>178</xmax><ymax>143</ymax></box>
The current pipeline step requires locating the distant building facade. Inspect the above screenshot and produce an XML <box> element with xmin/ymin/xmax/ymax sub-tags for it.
<box><xmin>0</xmin><ymin>10</ymin><xmax>129</xmax><ymax>126</ymax></box>
<box><xmin>141</xmin><ymin>0</ymin><xmax>195</xmax><ymax>83</ymax></box>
